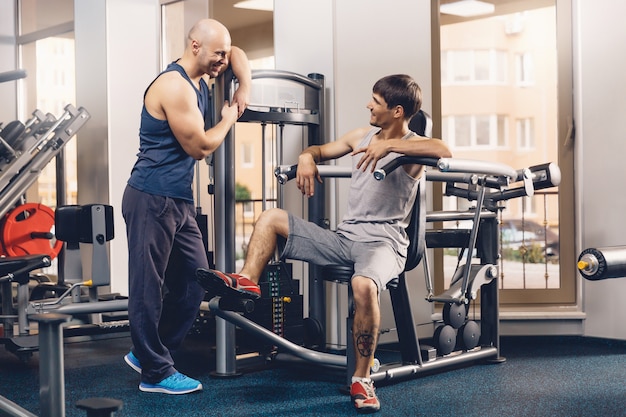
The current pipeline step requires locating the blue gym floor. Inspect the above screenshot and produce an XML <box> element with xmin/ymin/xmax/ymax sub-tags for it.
<box><xmin>0</xmin><ymin>334</ymin><xmax>625</xmax><ymax>417</ymax></box>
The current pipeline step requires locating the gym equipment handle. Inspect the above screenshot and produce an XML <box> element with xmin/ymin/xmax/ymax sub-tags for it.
<box><xmin>373</xmin><ymin>156</ymin><xmax>440</xmax><ymax>180</ymax></box>
<box><xmin>275</xmin><ymin>164</ymin><xmax>352</xmax><ymax>184</ymax></box>
<box><xmin>30</xmin><ymin>231</ymin><xmax>54</xmax><ymax>239</ymax></box>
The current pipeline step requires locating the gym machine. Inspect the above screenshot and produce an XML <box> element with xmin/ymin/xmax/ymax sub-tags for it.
<box><xmin>0</xmin><ymin>106</ymin><xmax>128</xmax><ymax>359</ymax></box>
<box><xmin>208</xmin><ymin>153</ymin><xmax>561</xmax><ymax>388</ymax></box>
<box><xmin>206</xmin><ymin>69</ymin><xmax>324</xmax><ymax>376</ymax></box>
<box><xmin>1</xmin><ymin>202</ymin><xmax>129</xmax><ymax>359</ymax></box>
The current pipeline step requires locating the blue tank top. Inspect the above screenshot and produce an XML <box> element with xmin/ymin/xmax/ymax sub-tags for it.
<box><xmin>336</xmin><ymin>128</ymin><xmax>419</xmax><ymax>257</ymax></box>
<box><xmin>127</xmin><ymin>61</ymin><xmax>213</xmax><ymax>202</ymax></box>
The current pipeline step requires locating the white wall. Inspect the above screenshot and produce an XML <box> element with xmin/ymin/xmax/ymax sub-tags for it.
<box><xmin>106</xmin><ymin>0</ymin><xmax>160</xmax><ymax>295</ymax></box>
<box><xmin>75</xmin><ymin>0</ymin><xmax>160</xmax><ymax>296</ymax></box>
<box><xmin>574</xmin><ymin>0</ymin><xmax>626</xmax><ymax>340</ymax></box>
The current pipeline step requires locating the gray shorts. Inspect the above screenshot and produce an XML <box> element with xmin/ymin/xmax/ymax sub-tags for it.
<box><xmin>280</xmin><ymin>214</ymin><xmax>406</xmax><ymax>292</ymax></box>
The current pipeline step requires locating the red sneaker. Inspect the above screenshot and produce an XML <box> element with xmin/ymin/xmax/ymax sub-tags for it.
<box><xmin>196</xmin><ymin>268</ymin><xmax>261</xmax><ymax>299</ymax></box>
<box><xmin>350</xmin><ymin>380</ymin><xmax>380</xmax><ymax>413</ymax></box>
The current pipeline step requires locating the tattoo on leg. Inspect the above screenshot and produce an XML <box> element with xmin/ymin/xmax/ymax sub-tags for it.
<box><xmin>356</xmin><ymin>333</ymin><xmax>375</xmax><ymax>358</ymax></box>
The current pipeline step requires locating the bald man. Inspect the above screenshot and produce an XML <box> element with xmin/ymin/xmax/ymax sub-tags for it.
<box><xmin>121</xmin><ymin>19</ymin><xmax>251</xmax><ymax>395</ymax></box>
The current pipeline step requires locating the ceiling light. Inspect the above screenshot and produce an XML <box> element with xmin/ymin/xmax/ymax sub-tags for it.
<box><xmin>440</xmin><ymin>0</ymin><xmax>495</xmax><ymax>17</ymax></box>
<box><xmin>234</xmin><ymin>0</ymin><xmax>273</xmax><ymax>12</ymax></box>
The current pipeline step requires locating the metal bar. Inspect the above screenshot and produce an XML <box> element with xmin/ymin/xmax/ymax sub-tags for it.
<box><xmin>29</xmin><ymin>299</ymin><xmax>128</xmax><ymax>316</ymax></box>
<box><xmin>371</xmin><ymin>346</ymin><xmax>498</xmax><ymax>383</ymax></box>
<box><xmin>208</xmin><ymin>297</ymin><xmax>346</xmax><ymax>368</ymax></box>
<box><xmin>0</xmin><ymin>69</ymin><xmax>27</xmax><ymax>83</ymax></box>
<box><xmin>212</xmin><ymin>71</ymin><xmax>239</xmax><ymax>377</ymax></box>
<box><xmin>250</xmin><ymin>69</ymin><xmax>323</xmax><ymax>90</ymax></box>
<box><xmin>0</xmin><ymin>396</ymin><xmax>37</xmax><ymax>417</ymax></box>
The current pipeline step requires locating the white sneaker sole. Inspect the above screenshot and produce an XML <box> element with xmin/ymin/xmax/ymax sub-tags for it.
<box><xmin>124</xmin><ymin>354</ymin><xmax>142</xmax><ymax>374</ymax></box>
<box><xmin>139</xmin><ymin>383</ymin><xmax>203</xmax><ymax>395</ymax></box>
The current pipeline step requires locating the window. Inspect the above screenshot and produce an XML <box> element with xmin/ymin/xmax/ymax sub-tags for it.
<box><xmin>442</xmin><ymin>49</ymin><xmax>507</xmax><ymax>84</ymax></box>
<box><xmin>516</xmin><ymin>52</ymin><xmax>534</xmax><ymax>86</ymax></box>
<box><xmin>243</xmin><ymin>201</ymin><xmax>254</xmax><ymax>218</ymax></box>
<box><xmin>241</xmin><ymin>142</ymin><xmax>254</xmax><ymax>168</ymax></box>
<box><xmin>443</xmin><ymin>115</ymin><xmax>507</xmax><ymax>148</ymax></box>
<box><xmin>516</xmin><ymin>118</ymin><xmax>535</xmax><ymax>149</ymax></box>
<box><xmin>17</xmin><ymin>0</ymin><xmax>76</xmax><ymax>207</ymax></box>
<box><xmin>438</xmin><ymin>2</ymin><xmax>575</xmax><ymax>304</ymax></box>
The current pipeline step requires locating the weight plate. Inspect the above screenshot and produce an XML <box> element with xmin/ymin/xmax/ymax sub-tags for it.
<box><xmin>443</xmin><ymin>302</ymin><xmax>467</xmax><ymax>329</ymax></box>
<box><xmin>458</xmin><ymin>320</ymin><xmax>481</xmax><ymax>350</ymax></box>
<box><xmin>433</xmin><ymin>324</ymin><xmax>456</xmax><ymax>356</ymax></box>
<box><xmin>2</xmin><ymin>203</ymin><xmax>62</xmax><ymax>259</ymax></box>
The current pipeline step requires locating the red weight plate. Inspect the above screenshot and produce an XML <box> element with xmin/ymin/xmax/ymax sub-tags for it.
<box><xmin>2</xmin><ymin>203</ymin><xmax>62</xmax><ymax>259</ymax></box>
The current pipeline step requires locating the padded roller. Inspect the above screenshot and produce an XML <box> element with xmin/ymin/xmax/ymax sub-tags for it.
<box><xmin>55</xmin><ymin>204</ymin><xmax>114</xmax><ymax>244</ymax></box>
<box><xmin>577</xmin><ymin>246</ymin><xmax>626</xmax><ymax>281</ymax></box>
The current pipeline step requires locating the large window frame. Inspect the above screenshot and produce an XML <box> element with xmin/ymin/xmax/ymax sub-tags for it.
<box><xmin>433</xmin><ymin>0</ymin><xmax>575</xmax><ymax>306</ymax></box>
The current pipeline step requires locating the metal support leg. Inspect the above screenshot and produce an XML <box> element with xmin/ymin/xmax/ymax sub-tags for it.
<box><xmin>17</xmin><ymin>283</ymin><xmax>30</xmax><ymax>335</ymax></box>
<box><xmin>213</xmin><ymin>72</ymin><xmax>239</xmax><ymax>377</ymax></box>
<box><xmin>31</xmin><ymin>313</ymin><xmax>71</xmax><ymax>417</ymax></box>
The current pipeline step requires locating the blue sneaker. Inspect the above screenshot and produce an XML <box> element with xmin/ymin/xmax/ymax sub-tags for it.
<box><xmin>139</xmin><ymin>372</ymin><xmax>203</xmax><ymax>395</ymax></box>
<box><xmin>124</xmin><ymin>351</ymin><xmax>141</xmax><ymax>373</ymax></box>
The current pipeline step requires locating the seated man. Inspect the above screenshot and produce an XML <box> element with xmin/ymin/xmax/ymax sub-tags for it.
<box><xmin>198</xmin><ymin>74</ymin><xmax>451</xmax><ymax>413</ymax></box>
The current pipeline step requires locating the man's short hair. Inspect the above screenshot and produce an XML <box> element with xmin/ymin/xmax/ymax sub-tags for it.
<box><xmin>373</xmin><ymin>74</ymin><xmax>422</xmax><ymax>120</ymax></box>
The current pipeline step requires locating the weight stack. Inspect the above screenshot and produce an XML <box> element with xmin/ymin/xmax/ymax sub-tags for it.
<box><xmin>242</xmin><ymin>262</ymin><xmax>304</xmax><ymax>352</ymax></box>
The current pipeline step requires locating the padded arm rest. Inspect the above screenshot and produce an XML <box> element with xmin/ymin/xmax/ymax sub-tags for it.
<box><xmin>436</xmin><ymin>158</ymin><xmax>518</xmax><ymax>179</ymax></box>
<box><xmin>275</xmin><ymin>164</ymin><xmax>352</xmax><ymax>184</ymax></box>
<box><xmin>373</xmin><ymin>156</ymin><xmax>441</xmax><ymax>180</ymax></box>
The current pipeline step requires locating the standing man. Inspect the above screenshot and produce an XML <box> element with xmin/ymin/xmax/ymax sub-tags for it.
<box><xmin>122</xmin><ymin>18</ymin><xmax>252</xmax><ymax>395</ymax></box>
<box><xmin>198</xmin><ymin>74</ymin><xmax>451</xmax><ymax>412</ymax></box>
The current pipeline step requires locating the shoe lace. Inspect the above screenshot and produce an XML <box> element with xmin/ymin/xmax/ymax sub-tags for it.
<box><xmin>361</xmin><ymin>381</ymin><xmax>376</xmax><ymax>398</ymax></box>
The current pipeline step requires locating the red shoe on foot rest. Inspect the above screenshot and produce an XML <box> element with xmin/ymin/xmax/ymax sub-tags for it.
<box><xmin>196</xmin><ymin>268</ymin><xmax>261</xmax><ymax>300</ymax></box>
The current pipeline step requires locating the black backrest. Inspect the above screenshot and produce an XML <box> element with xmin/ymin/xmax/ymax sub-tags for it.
<box><xmin>409</xmin><ymin>109</ymin><xmax>433</xmax><ymax>138</ymax></box>
<box><xmin>403</xmin><ymin>110</ymin><xmax>432</xmax><ymax>272</ymax></box>
<box><xmin>404</xmin><ymin>174</ymin><xmax>426</xmax><ymax>272</ymax></box>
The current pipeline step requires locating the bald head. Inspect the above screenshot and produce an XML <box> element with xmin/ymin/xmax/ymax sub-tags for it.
<box><xmin>183</xmin><ymin>19</ymin><xmax>233</xmax><ymax>78</ymax></box>
<box><xmin>187</xmin><ymin>19</ymin><xmax>231</xmax><ymax>46</ymax></box>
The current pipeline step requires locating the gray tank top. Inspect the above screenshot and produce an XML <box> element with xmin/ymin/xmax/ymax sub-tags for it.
<box><xmin>336</xmin><ymin>127</ymin><xmax>419</xmax><ymax>257</ymax></box>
